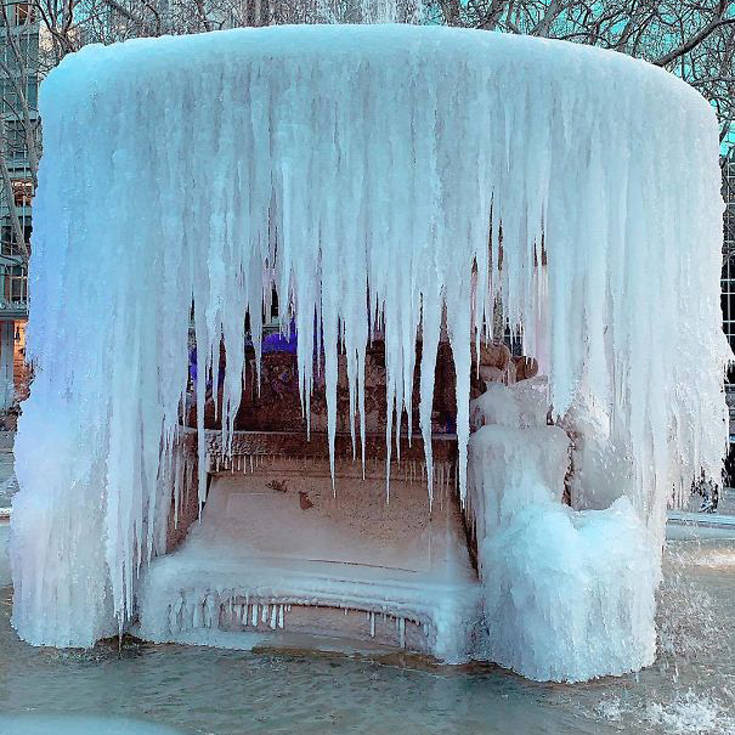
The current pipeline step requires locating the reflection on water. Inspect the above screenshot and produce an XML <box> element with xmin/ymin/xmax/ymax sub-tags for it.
<box><xmin>0</xmin><ymin>540</ymin><xmax>734</xmax><ymax>735</ymax></box>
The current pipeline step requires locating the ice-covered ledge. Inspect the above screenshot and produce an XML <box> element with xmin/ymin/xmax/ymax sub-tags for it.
<box><xmin>165</xmin><ymin>427</ymin><xmax>459</xmax><ymax>554</ymax></box>
<box><xmin>139</xmin><ymin>454</ymin><xmax>480</xmax><ymax>662</ymax></box>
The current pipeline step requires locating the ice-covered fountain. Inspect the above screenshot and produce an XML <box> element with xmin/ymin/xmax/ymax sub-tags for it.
<box><xmin>9</xmin><ymin>25</ymin><xmax>730</xmax><ymax>683</ymax></box>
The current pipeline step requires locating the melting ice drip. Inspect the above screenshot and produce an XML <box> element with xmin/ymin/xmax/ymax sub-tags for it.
<box><xmin>9</xmin><ymin>26</ymin><xmax>729</xmax><ymax>679</ymax></box>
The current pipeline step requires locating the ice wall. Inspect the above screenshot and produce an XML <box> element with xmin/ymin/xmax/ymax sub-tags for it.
<box><xmin>11</xmin><ymin>26</ymin><xmax>729</xmax><ymax>665</ymax></box>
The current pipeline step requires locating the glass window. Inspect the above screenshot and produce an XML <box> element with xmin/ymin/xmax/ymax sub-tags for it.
<box><xmin>11</xmin><ymin>179</ymin><xmax>32</xmax><ymax>207</ymax></box>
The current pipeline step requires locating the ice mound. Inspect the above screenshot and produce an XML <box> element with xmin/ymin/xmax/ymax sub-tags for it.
<box><xmin>561</xmin><ymin>393</ymin><xmax>636</xmax><ymax>511</ymax></box>
<box><xmin>478</xmin><ymin>495</ymin><xmax>659</xmax><ymax>681</ymax></box>
<box><xmin>469</xmin><ymin>381</ymin><xmax>660</xmax><ymax>681</ymax></box>
<box><xmin>470</xmin><ymin>375</ymin><xmax>550</xmax><ymax>431</ymax></box>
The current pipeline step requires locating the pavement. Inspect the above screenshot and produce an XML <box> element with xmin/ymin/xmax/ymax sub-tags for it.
<box><xmin>0</xmin><ymin>522</ymin><xmax>7</xmax><ymax>586</ymax></box>
<box><xmin>689</xmin><ymin>486</ymin><xmax>735</xmax><ymax>515</ymax></box>
<box><xmin>666</xmin><ymin>488</ymin><xmax>735</xmax><ymax>540</ymax></box>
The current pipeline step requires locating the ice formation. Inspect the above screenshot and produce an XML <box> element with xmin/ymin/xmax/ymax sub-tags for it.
<box><xmin>10</xmin><ymin>25</ymin><xmax>729</xmax><ymax>680</ymax></box>
<box><xmin>136</xmin><ymin>471</ymin><xmax>480</xmax><ymax>662</ymax></box>
<box><xmin>468</xmin><ymin>380</ymin><xmax>660</xmax><ymax>681</ymax></box>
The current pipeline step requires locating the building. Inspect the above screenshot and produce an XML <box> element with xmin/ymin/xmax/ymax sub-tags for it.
<box><xmin>723</xmin><ymin>161</ymin><xmax>735</xmax><ymax>438</ymax></box>
<box><xmin>0</xmin><ymin>1</ymin><xmax>35</xmax><ymax>412</ymax></box>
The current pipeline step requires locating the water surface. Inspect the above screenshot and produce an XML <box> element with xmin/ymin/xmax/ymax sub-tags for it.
<box><xmin>0</xmin><ymin>538</ymin><xmax>733</xmax><ymax>734</ymax></box>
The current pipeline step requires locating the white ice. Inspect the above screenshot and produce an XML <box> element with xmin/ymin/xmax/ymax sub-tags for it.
<box><xmin>9</xmin><ymin>25</ymin><xmax>729</xmax><ymax>681</ymax></box>
<box><xmin>468</xmin><ymin>380</ymin><xmax>659</xmax><ymax>681</ymax></box>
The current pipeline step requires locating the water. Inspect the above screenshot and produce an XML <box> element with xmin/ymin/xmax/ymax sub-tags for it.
<box><xmin>0</xmin><ymin>538</ymin><xmax>733</xmax><ymax>734</ymax></box>
<box><xmin>1</xmin><ymin>444</ymin><xmax>734</xmax><ymax>734</ymax></box>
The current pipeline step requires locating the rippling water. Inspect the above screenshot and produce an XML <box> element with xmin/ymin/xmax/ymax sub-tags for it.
<box><xmin>0</xmin><ymin>536</ymin><xmax>734</xmax><ymax>734</ymax></box>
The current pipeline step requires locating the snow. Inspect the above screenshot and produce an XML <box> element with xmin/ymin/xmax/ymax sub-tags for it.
<box><xmin>9</xmin><ymin>24</ymin><xmax>729</xmax><ymax>681</ymax></box>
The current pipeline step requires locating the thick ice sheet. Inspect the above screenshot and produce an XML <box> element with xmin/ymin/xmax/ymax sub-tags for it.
<box><xmin>11</xmin><ymin>25</ymin><xmax>728</xmax><ymax>673</ymax></box>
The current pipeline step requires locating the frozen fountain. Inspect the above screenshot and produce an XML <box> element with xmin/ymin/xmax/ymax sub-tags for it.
<box><xmin>9</xmin><ymin>25</ymin><xmax>729</xmax><ymax>682</ymax></box>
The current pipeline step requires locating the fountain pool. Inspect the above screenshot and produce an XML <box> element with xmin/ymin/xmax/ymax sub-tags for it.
<box><xmin>1</xmin><ymin>528</ymin><xmax>734</xmax><ymax>734</ymax></box>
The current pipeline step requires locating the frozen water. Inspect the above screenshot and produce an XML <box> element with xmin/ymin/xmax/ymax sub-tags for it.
<box><xmin>561</xmin><ymin>392</ymin><xmax>636</xmax><ymax>512</ymax></box>
<box><xmin>137</xmin><ymin>472</ymin><xmax>480</xmax><ymax>663</ymax></box>
<box><xmin>477</xmin><ymin>494</ymin><xmax>659</xmax><ymax>682</ymax></box>
<box><xmin>2</xmin><ymin>542</ymin><xmax>735</xmax><ymax>735</ymax></box>
<box><xmin>10</xmin><ymin>24</ymin><xmax>729</xmax><ymax>680</ymax></box>
<box><xmin>468</xmin><ymin>380</ymin><xmax>660</xmax><ymax>681</ymax></box>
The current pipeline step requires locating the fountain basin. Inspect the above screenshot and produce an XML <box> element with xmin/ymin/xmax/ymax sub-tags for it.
<box><xmin>11</xmin><ymin>24</ymin><xmax>729</xmax><ymax>684</ymax></box>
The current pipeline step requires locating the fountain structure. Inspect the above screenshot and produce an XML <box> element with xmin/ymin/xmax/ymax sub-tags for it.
<box><xmin>9</xmin><ymin>25</ymin><xmax>730</xmax><ymax>682</ymax></box>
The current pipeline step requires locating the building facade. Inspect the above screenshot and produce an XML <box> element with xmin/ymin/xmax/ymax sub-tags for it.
<box><xmin>0</xmin><ymin>1</ymin><xmax>35</xmax><ymax>412</ymax></box>
<box><xmin>722</xmin><ymin>161</ymin><xmax>735</xmax><ymax>444</ymax></box>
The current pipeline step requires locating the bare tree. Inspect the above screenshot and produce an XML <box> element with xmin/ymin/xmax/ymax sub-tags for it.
<box><xmin>11</xmin><ymin>0</ymin><xmax>735</xmax><ymax>150</ymax></box>
<box><xmin>0</xmin><ymin>1</ymin><xmax>39</xmax><ymax>263</ymax></box>
<box><xmin>422</xmin><ymin>1</ymin><xmax>735</xmax><ymax>160</ymax></box>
